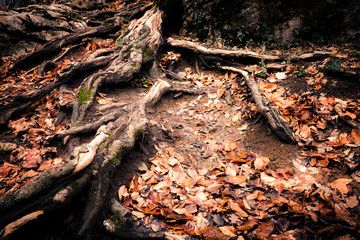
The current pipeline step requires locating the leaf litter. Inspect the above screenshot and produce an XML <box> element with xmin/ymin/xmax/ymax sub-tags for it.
<box><xmin>114</xmin><ymin>47</ymin><xmax>360</xmax><ymax>239</ymax></box>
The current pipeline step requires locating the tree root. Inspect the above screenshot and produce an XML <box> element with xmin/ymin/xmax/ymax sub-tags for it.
<box><xmin>77</xmin><ymin>79</ymin><xmax>171</xmax><ymax>235</ymax></box>
<box><xmin>167</xmin><ymin>37</ymin><xmax>349</xmax><ymax>64</ymax></box>
<box><xmin>167</xmin><ymin>37</ymin><xmax>282</xmax><ymax>62</ymax></box>
<box><xmin>220</xmin><ymin>66</ymin><xmax>297</xmax><ymax>144</ymax></box>
<box><xmin>1</xmin><ymin>210</ymin><xmax>44</xmax><ymax>239</ymax></box>
<box><xmin>0</xmin><ymin>162</ymin><xmax>76</xmax><ymax>228</ymax></box>
<box><xmin>293</xmin><ymin>51</ymin><xmax>348</xmax><ymax>61</ymax></box>
<box><xmin>71</xmin><ymin>7</ymin><xmax>164</xmax><ymax>126</ymax></box>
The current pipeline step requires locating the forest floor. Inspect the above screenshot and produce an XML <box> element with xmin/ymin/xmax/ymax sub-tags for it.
<box><xmin>0</xmin><ymin>1</ymin><xmax>360</xmax><ymax>240</ymax></box>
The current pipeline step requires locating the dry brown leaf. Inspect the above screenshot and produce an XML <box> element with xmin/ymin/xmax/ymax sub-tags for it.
<box><xmin>344</xmin><ymin>111</ymin><xmax>357</xmax><ymax>120</ymax></box>
<box><xmin>194</xmin><ymin>214</ymin><xmax>210</xmax><ymax>235</ymax></box>
<box><xmin>260</xmin><ymin>172</ymin><xmax>276</xmax><ymax>186</ymax></box>
<box><xmin>132</xmin><ymin>211</ymin><xmax>145</xmax><ymax>219</ymax></box>
<box><xmin>254</xmin><ymin>156</ymin><xmax>270</xmax><ymax>170</ymax></box>
<box><xmin>276</xmin><ymin>72</ymin><xmax>286</xmax><ymax>80</ymax></box>
<box><xmin>224</xmin><ymin>141</ymin><xmax>237</xmax><ymax>152</ymax></box>
<box><xmin>217</xmin><ymin>88</ymin><xmax>226</xmax><ymax>98</ymax></box>
<box><xmin>230</xmin><ymin>213</ymin><xmax>240</xmax><ymax>224</ymax></box>
<box><xmin>219</xmin><ymin>226</ymin><xmax>237</xmax><ymax>237</ymax></box>
<box><xmin>345</xmin><ymin>195</ymin><xmax>359</xmax><ymax>208</ymax></box>
<box><xmin>228</xmin><ymin>199</ymin><xmax>248</xmax><ymax>218</ymax></box>
<box><xmin>0</xmin><ymin>163</ymin><xmax>12</xmax><ymax>178</ymax></box>
<box><xmin>206</xmin><ymin>183</ymin><xmax>223</xmax><ymax>195</ymax></box>
<box><xmin>237</xmin><ymin>218</ymin><xmax>258</xmax><ymax>231</ymax></box>
<box><xmin>225</xmin><ymin>176</ymin><xmax>247</xmax><ymax>185</ymax></box>
<box><xmin>225</xmin><ymin>163</ymin><xmax>238</xmax><ymax>176</ymax></box>
<box><xmin>23</xmin><ymin>148</ymin><xmax>42</xmax><ymax>169</ymax></box>
<box><xmin>329</xmin><ymin>178</ymin><xmax>353</xmax><ymax>194</ymax></box>
<box><xmin>255</xmin><ymin>220</ymin><xmax>275</xmax><ymax>238</ymax></box>
<box><xmin>351</xmin><ymin>129</ymin><xmax>360</xmax><ymax>144</ymax></box>
<box><xmin>118</xmin><ymin>185</ymin><xmax>129</xmax><ymax>201</ymax></box>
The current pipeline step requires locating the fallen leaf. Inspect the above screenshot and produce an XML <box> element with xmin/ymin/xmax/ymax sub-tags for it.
<box><xmin>224</xmin><ymin>141</ymin><xmax>237</xmax><ymax>152</ymax></box>
<box><xmin>132</xmin><ymin>211</ymin><xmax>145</xmax><ymax>219</ymax></box>
<box><xmin>217</xmin><ymin>88</ymin><xmax>226</xmax><ymax>98</ymax></box>
<box><xmin>230</xmin><ymin>213</ymin><xmax>240</xmax><ymax>224</ymax></box>
<box><xmin>255</xmin><ymin>220</ymin><xmax>275</xmax><ymax>238</ymax></box>
<box><xmin>276</xmin><ymin>72</ymin><xmax>286</xmax><ymax>80</ymax></box>
<box><xmin>228</xmin><ymin>199</ymin><xmax>248</xmax><ymax>218</ymax></box>
<box><xmin>329</xmin><ymin>178</ymin><xmax>353</xmax><ymax>194</ymax></box>
<box><xmin>0</xmin><ymin>164</ymin><xmax>12</xmax><ymax>178</ymax></box>
<box><xmin>254</xmin><ymin>156</ymin><xmax>270</xmax><ymax>170</ymax></box>
<box><xmin>237</xmin><ymin>218</ymin><xmax>258</xmax><ymax>231</ymax></box>
<box><xmin>260</xmin><ymin>172</ymin><xmax>276</xmax><ymax>186</ymax></box>
<box><xmin>23</xmin><ymin>148</ymin><xmax>42</xmax><ymax>169</ymax></box>
<box><xmin>232</xmin><ymin>112</ymin><xmax>242</xmax><ymax>122</ymax></box>
<box><xmin>225</xmin><ymin>176</ymin><xmax>247</xmax><ymax>185</ymax></box>
<box><xmin>219</xmin><ymin>226</ymin><xmax>237</xmax><ymax>237</ymax></box>
<box><xmin>194</xmin><ymin>214</ymin><xmax>210</xmax><ymax>235</ymax></box>
<box><xmin>225</xmin><ymin>163</ymin><xmax>238</xmax><ymax>176</ymax></box>
<box><xmin>345</xmin><ymin>195</ymin><xmax>359</xmax><ymax>208</ymax></box>
<box><xmin>118</xmin><ymin>185</ymin><xmax>129</xmax><ymax>201</ymax></box>
<box><xmin>351</xmin><ymin>129</ymin><xmax>360</xmax><ymax>144</ymax></box>
<box><xmin>206</xmin><ymin>183</ymin><xmax>223</xmax><ymax>195</ymax></box>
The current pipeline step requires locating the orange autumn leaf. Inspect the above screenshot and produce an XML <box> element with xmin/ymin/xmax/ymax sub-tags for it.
<box><xmin>118</xmin><ymin>185</ymin><xmax>129</xmax><ymax>201</ymax></box>
<box><xmin>345</xmin><ymin>195</ymin><xmax>359</xmax><ymax>208</ymax></box>
<box><xmin>255</xmin><ymin>220</ymin><xmax>275</xmax><ymax>238</ymax></box>
<box><xmin>262</xmin><ymin>83</ymin><xmax>277</xmax><ymax>92</ymax></box>
<box><xmin>225</xmin><ymin>176</ymin><xmax>247</xmax><ymax>185</ymax></box>
<box><xmin>206</xmin><ymin>183</ymin><xmax>223</xmax><ymax>195</ymax></box>
<box><xmin>194</xmin><ymin>215</ymin><xmax>210</xmax><ymax>235</ymax></box>
<box><xmin>225</xmin><ymin>163</ymin><xmax>238</xmax><ymax>176</ymax></box>
<box><xmin>237</xmin><ymin>218</ymin><xmax>259</xmax><ymax>231</ymax></box>
<box><xmin>217</xmin><ymin>88</ymin><xmax>226</xmax><ymax>98</ymax></box>
<box><xmin>254</xmin><ymin>156</ymin><xmax>270</xmax><ymax>170</ymax></box>
<box><xmin>260</xmin><ymin>172</ymin><xmax>276</xmax><ymax>186</ymax></box>
<box><xmin>314</xmin><ymin>85</ymin><xmax>322</xmax><ymax>90</ymax></box>
<box><xmin>351</xmin><ymin>129</ymin><xmax>360</xmax><ymax>144</ymax></box>
<box><xmin>344</xmin><ymin>111</ymin><xmax>357</xmax><ymax>119</ymax></box>
<box><xmin>228</xmin><ymin>199</ymin><xmax>248</xmax><ymax>218</ymax></box>
<box><xmin>224</xmin><ymin>141</ymin><xmax>237</xmax><ymax>152</ymax></box>
<box><xmin>329</xmin><ymin>178</ymin><xmax>353</xmax><ymax>194</ymax></box>
<box><xmin>219</xmin><ymin>226</ymin><xmax>237</xmax><ymax>237</ymax></box>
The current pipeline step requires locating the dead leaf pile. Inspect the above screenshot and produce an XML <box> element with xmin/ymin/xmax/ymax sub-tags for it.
<box><xmin>254</xmin><ymin>68</ymin><xmax>360</xmax><ymax>171</ymax></box>
<box><xmin>117</xmin><ymin>141</ymin><xmax>359</xmax><ymax>239</ymax></box>
<box><xmin>0</xmin><ymin>89</ymin><xmax>68</xmax><ymax>197</ymax></box>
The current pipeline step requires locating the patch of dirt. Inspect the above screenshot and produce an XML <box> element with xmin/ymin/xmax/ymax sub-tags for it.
<box><xmin>241</xmin><ymin>119</ymin><xmax>299</xmax><ymax>170</ymax></box>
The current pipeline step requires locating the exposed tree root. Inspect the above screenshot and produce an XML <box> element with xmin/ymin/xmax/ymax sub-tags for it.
<box><xmin>220</xmin><ymin>66</ymin><xmax>297</xmax><ymax>144</ymax></box>
<box><xmin>1</xmin><ymin>210</ymin><xmax>44</xmax><ymax>239</ymax></box>
<box><xmin>167</xmin><ymin>37</ymin><xmax>349</xmax><ymax>64</ymax></box>
<box><xmin>293</xmin><ymin>51</ymin><xmax>348</xmax><ymax>61</ymax></box>
<box><xmin>167</xmin><ymin>37</ymin><xmax>282</xmax><ymax>62</ymax></box>
<box><xmin>71</xmin><ymin>7</ymin><xmax>163</xmax><ymax>126</ymax></box>
<box><xmin>0</xmin><ymin>162</ymin><xmax>76</xmax><ymax>228</ymax></box>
